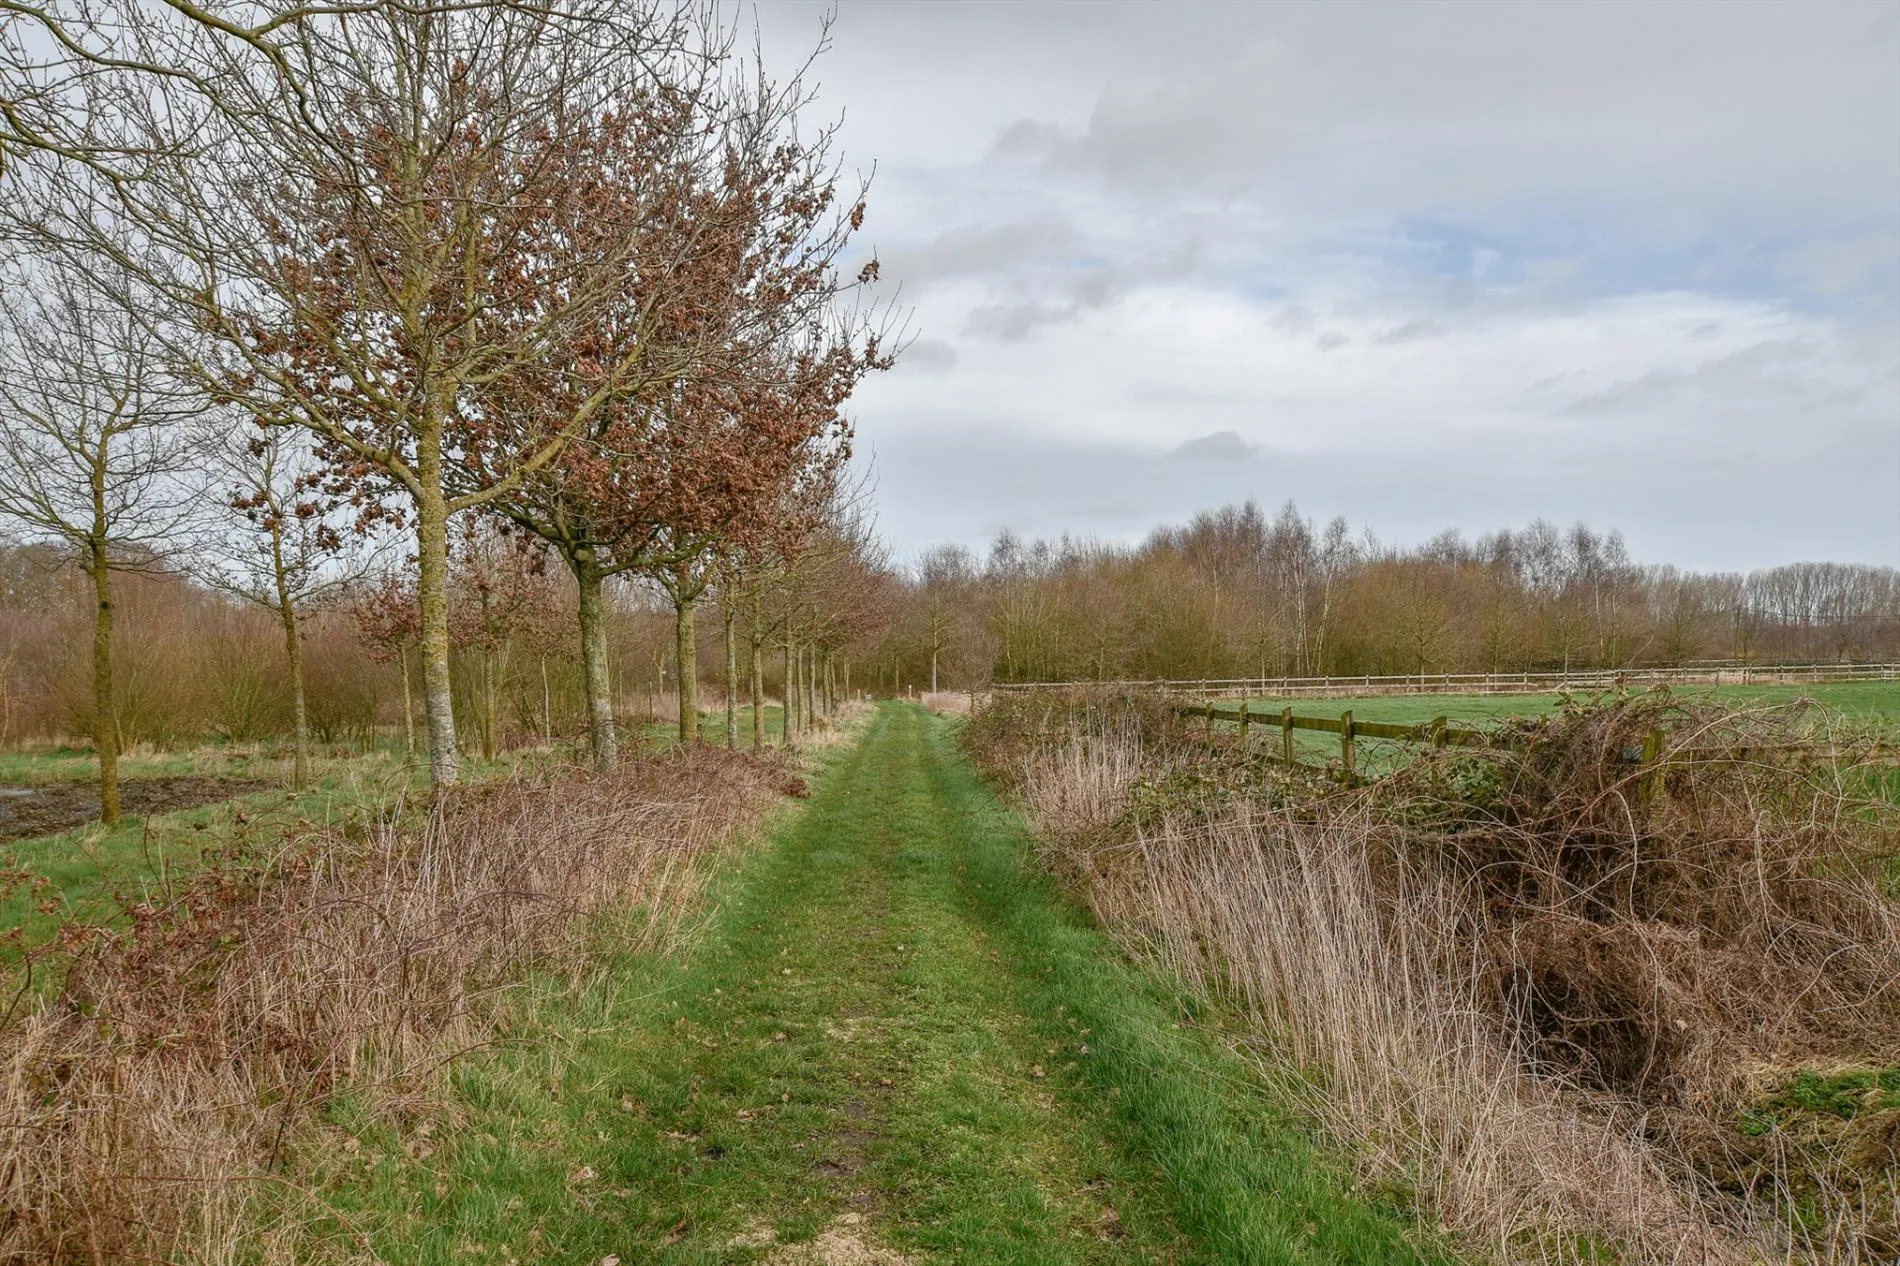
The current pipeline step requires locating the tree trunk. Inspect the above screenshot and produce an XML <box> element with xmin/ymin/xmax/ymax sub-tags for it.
<box><xmin>675</xmin><ymin>592</ymin><xmax>698</xmax><ymax>743</ymax></box>
<box><xmin>812</xmin><ymin>647</ymin><xmax>822</xmax><ymax>720</ymax></box>
<box><xmin>798</xmin><ymin>642</ymin><xmax>813</xmax><ymax>729</ymax></box>
<box><xmin>281</xmin><ymin>601</ymin><xmax>309</xmax><ymax>790</ymax></box>
<box><xmin>749</xmin><ymin>634</ymin><xmax>765</xmax><ymax>751</ymax></box>
<box><xmin>782</xmin><ymin>640</ymin><xmax>796</xmax><ymax>743</ymax></box>
<box><xmin>399</xmin><ymin>644</ymin><xmax>415</xmax><ymax>756</ymax></box>
<box><xmin>541</xmin><ymin>655</ymin><xmax>551</xmax><ymax>743</ymax></box>
<box><xmin>267</xmin><ymin>523</ymin><xmax>311</xmax><ymax>789</ymax></box>
<box><xmin>87</xmin><ymin>543</ymin><xmax>120</xmax><ymax>826</ymax></box>
<box><xmin>480</xmin><ymin>651</ymin><xmax>499</xmax><ymax>760</ymax></box>
<box><xmin>723</xmin><ymin>605</ymin><xmax>738</xmax><ymax>749</ymax></box>
<box><xmin>412</xmin><ymin>448</ymin><xmax>459</xmax><ymax>786</ymax></box>
<box><xmin>572</xmin><ymin>558</ymin><xmax>617</xmax><ymax>770</ymax></box>
<box><xmin>930</xmin><ymin>642</ymin><xmax>939</xmax><ymax>694</ymax></box>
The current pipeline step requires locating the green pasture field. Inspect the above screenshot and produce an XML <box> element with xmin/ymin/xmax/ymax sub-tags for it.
<box><xmin>1234</xmin><ymin>680</ymin><xmax>1899</xmax><ymax>728</ymax></box>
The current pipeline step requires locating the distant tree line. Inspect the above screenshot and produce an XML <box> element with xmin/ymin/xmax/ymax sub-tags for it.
<box><xmin>871</xmin><ymin>501</ymin><xmax>1900</xmax><ymax>688</ymax></box>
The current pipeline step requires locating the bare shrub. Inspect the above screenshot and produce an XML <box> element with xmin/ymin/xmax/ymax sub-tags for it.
<box><xmin>920</xmin><ymin>691</ymin><xmax>972</xmax><ymax>716</ymax></box>
<box><xmin>0</xmin><ymin>747</ymin><xmax>790</xmax><ymax>1261</ymax></box>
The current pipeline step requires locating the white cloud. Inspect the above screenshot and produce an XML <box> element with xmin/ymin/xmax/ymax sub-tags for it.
<box><xmin>757</xmin><ymin>0</ymin><xmax>1900</xmax><ymax>568</ymax></box>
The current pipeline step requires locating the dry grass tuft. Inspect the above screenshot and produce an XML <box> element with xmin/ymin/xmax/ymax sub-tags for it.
<box><xmin>920</xmin><ymin>691</ymin><xmax>972</xmax><ymax>716</ymax></box>
<box><xmin>0</xmin><ymin>747</ymin><xmax>791</xmax><ymax>1262</ymax></box>
<box><xmin>794</xmin><ymin>700</ymin><xmax>876</xmax><ymax>751</ymax></box>
<box><xmin>969</xmin><ymin>689</ymin><xmax>1900</xmax><ymax>1264</ymax></box>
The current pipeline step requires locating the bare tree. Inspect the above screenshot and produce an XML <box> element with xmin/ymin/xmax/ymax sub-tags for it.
<box><xmin>0</xmin><ymin>256</ymin><xmax>196</xmax><ymax>823</ymax></box>
<box><xmin>4</xmin><ymin>1</ymin><xmax>756</xmax><ymax>787</ymax></box>
<box><xmin>195</xmin><ymin>423</ymin><xmax>366</xmax><ymax>788</ymax></box>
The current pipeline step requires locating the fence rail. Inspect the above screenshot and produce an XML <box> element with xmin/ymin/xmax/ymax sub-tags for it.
<box><xmin>1179</xmin><ymin>702</ymin><xmax>1895</xmax><ymax>786</ymax></box>
<box><xmin>994</xmin><ymin>662</ymin><xmax>1900</xmax><ymax>702</ymax></box>
<box><xmin>1181</xmin><ymin>703</ymin><xmax>1495</xmax><ymax>783</ymax></box>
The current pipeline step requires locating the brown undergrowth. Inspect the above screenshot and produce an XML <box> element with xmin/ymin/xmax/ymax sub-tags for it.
<box><xmin>0</xmin><ymin>746</ymin><xmax>795</xmax><ymax>1263</ymax></box>
<box><xmin>964</xmin><ymin>689</ymin><xmax>1900</xmax><ymax>1264</ymax></box>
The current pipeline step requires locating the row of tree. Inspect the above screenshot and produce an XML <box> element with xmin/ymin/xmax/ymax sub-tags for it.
<box><xmin>872</xmin><ymin>502</ymin><xmax>1900</xmax><ymax>688</ymax></box>
<box><xmin>0</xmin><ymin>2</ymin><xmax>897</xmax><ymax>819</ymax></box>
<box><xmin>0</xmin><ymin>531</ymin><xmax>893</xmax><ymax>760</ymax></box>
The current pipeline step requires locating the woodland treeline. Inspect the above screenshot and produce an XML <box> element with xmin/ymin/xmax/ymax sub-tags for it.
<box><xmin>875</xmin><ymin>502</ymin><xmax>1900</xmax><ymax>689</ymax></box>
<box><xmin>7</xmin><ymin>492</ymin><xmax>1894</xmax><ymax>765</ymax></box>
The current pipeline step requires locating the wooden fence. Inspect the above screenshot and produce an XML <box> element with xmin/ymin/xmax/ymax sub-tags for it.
<box><xmin>995</xmin><ymin>662</ymin><xmax>1900</xmax><ymax>702</ymax></box>
<box><xmin>1179</xmin><ymin>702</ymin><xmax>1892</xmax><ymax>787</ymax></box>
<box><xmin>1182</xmin><ymin>702</ymin><xmax>1538</xmax><ymax>784</ymax></box>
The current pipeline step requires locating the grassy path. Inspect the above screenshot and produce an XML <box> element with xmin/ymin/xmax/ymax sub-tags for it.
<box><xmin>321</xmin><ymin>704</ymin><xmax>1438</xmax><ymax>1263</ymax></box>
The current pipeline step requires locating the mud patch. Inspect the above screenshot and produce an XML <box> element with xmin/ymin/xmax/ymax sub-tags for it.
<box><xmin>0</xmin><ymin>776</ymin><xmax>271</xmax><ymax>842</ymax></box>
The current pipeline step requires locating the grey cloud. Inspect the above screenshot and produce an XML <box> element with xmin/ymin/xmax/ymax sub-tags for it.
<box><xmin>1374</xmin><ymin>318</ymin><xmax>1445</xmax><ymax>344</ymax></box>
<box><xmin>989</xmin><ymin>118</ymin><xmax>1065</xmax><ymax>161</ymax></box>
<box><xmin>1562</xmin><ymin>339</ymin><xmax>1879</xmax><ymax>420</ymax></box>
<box><xmin>896</xmin><ymin>338</ymin><xmax>958</xmax><ymax>373</ymax></box>
<box><xmin>1171</xmin><ymin>431</ymin><xmax>1259</xmax><ymax>462</ymax></box>
<box><xmin>764</xmin><ymin>0</ymin><xmax>1900</xmax><ymax>571</ymax></box>
<box><xmin>880</xmin><ymin>219</ymin><xmax>1080</xmax><ymax>289</ymax></box>
<box><xmin>962</xmin><ymin>301</ymin><xmax>1073</xmax><ymax>342</ymax></box>
<box><xmin>960</xmin><ymin>270</ymin><xmax>1123</xmax><ymax>342</ymax></box>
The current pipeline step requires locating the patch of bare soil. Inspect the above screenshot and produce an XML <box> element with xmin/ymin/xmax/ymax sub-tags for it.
<box><xmin>736</xmin><ymin>1212</ymin><xmax>912</xmax><ymax>1265</ymax></box>
<box><xmin>0</xmin><ymin>776</ymin><xmax>270</xmax><ymax>842</ymax></box>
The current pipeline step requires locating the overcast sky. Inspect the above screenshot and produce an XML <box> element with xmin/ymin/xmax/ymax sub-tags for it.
<box><xmin>756</xmin><ymin>0</ymin><xmax>1900</xmax><ymax>572</ymax></box>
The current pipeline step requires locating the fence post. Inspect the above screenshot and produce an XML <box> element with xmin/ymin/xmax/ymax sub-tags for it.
<box><xmin>1341</xmin><ymin>709</ymin><xmax>1355</xmax><ymax>783</ymax></box>
<box><xmin>1238</xmin><ymin>700</ymin><xmax>1250</xmax><ymax>747</ymax></box>
<box><xmin>1281</xmin><ymin>706</ymin><xmax>1294</xmax><ymax>766</ymax></box>
<box><xmin>1639</xmin><ymin>728</ymin><xmax>1664</xmax><ymax>805</ymax></box>
<box><xmin>1204</xmin><ymin>704</ymin><xmax>1214</xmax><ymax>741</ymax></box>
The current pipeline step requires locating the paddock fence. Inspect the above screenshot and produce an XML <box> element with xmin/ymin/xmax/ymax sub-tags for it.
<box><xmin>988</xmin><ymin>661</ymin><xmax>1900</xmax><ymax>703</ymax></box>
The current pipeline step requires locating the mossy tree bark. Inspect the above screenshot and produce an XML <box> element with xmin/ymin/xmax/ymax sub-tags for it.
<box><xmin>413</xmin><ymin>430</ymin><xmax>460</xmax><ymax>787</ymax></box>
<box><xmin>84</xmin><ymin>536</ymin><xmax>120</xmax><ymax>826</ymax></box>
<box><xmin>675</xmin><ymin>592</ymin><xmax>699</xmax><ymax>743</ymax></box>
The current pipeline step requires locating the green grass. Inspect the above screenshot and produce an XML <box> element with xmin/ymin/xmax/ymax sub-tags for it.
<box><xmin>286</xmin><ymin>703</ymin><xmax>1444</xmax><ymax>1263</ymax></box>
<box><xmin>639</xmin><ymin>702</ymin><xmax>790</xmax><ymax>750</ymax></box>
<box><xmin>0</xmin><ymin>754</ymin><xmax>420</xmax><ymax>955</ymax></box>
<box><xmin>0</xmin><ymin>742</ymin><xmax>271</xmax><ymax>784</ymax></box>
